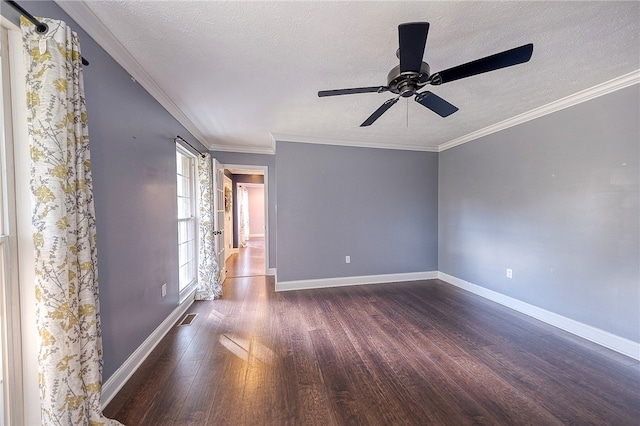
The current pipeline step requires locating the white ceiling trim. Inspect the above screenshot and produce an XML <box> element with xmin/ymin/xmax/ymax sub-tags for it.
<box><xmin>271</xmin><ymin>133</ymin><xmax>439</xmax><ymax>153</ymax></box>
<box><xmin>56</xmin><ymin>0</ymin><xmax>211</xmax><ymax>149</ymax></box>
<box><xmin>209</xmin><ymin>142</ymin><xmax>275</xmax><ymax>156</ymax></box>
<box><xmin>237</xmin><ymin>183</ymin><xmax>264</xmax><ymax>188</ymax></box>
<box><xmin>438</xmin><ymin>70</ymin><xmax>640</xmax><ymax>152</ymax></box>
<box><xmin>224</xmin><ymin>164</ymin><xmax>266</xmax><ymax>176</ymax></box>
<box><xmin>208</xmin><ymin>133</ymin><xmax>275</xmax><ymax>155</ymax></box>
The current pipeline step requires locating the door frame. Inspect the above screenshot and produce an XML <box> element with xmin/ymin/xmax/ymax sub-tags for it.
<box><xmin>222</xmin><ymin>174</ymin><xmax>234</xmax><ymax>261</ymax></box>
<box><xmin>212</xmin><ymin>158</ymin><xmax>226</xmax><ymax>283</ymax></box>
<box><xmin>221</xmin><ymin>164</ymin><xmax>270</xmax><ymax>276</ymax></box>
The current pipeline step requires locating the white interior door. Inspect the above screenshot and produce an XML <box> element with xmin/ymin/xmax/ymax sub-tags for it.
<box><xmin>212</xmin><ymin>158</ymin><xmax>226</xmax><ymax>282</ymax></box>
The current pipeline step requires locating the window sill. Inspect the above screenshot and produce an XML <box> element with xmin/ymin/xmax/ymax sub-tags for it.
<box><xmin>179</xmin><ymin>281</ymin><xmax>198</xmax><ymax>305</ymax></box>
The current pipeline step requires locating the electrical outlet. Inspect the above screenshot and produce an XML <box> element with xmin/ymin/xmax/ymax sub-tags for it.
<box><xmin>506</xmin><ymin>269</ymin><xmax>513</xmax><ymax>279</ymax></box>
<box><xmin>161</xmin><ymin>283</ymin><xmax>167</xmax><ymax>297</ymax></box>
<box><xmin>345</xmin><ymin>256</ymin><xmax>351</xmax><ymax>264</ymax></box>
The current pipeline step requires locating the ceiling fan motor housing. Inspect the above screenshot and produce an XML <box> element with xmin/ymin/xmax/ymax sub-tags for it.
<box><xmin>387</xmin><ymin>62</ymin><xmax>430</xmax><ymax>97</ymax></box>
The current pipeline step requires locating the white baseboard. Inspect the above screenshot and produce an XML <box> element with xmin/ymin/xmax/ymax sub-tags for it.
<box><xmin>438</xmin><ymin>272</ymin><xmax>640</xmax><ymax>361</ymax></box>
<box><xmin>100</xmin><ymin>293</ymin><xmax>196</xmax><ymax>408</ymax></box>
<box><xmin>275</xmin><ymin>271</ymin><xmax>438</xmax><ymax>292</ymax></box>
<box><xmin>266</xmin><ymin>267</ymin><xmax>277</xmax><ymax>276</ymax></box>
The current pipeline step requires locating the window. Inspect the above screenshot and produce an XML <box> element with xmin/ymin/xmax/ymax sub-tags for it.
<box><xmin>176</xmin><ymin>145</ymin><xmax>197</xmax><ymax>294</ymax></box>
<box><xmin>0</xmin><ymin>21</ymin><xmax>27</xmax><ymax>425</ymax></box>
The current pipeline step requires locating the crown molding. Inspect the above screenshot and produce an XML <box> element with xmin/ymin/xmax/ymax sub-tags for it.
<box><xmin>55</xmin><ymin>1</ymin><xmax>212</xmax><ymax>149</ymax></box>
<box><xmin>209</xmin><ymin>143</ymin><xmax>275</xmax><ymax>156</ymax></box>
<box><xmin>271</xmin><ymin>133</ymin><xmax>440</xmax><ymax>152</ymax></box>
<box><xmin>208</xmin><ymin>132</ymin><xmax>275</xmax><ymax>155</ymax></box>
<box><xmin>438</xmin><ymin>70</ymin><xmax>640</xmax><ymax>152</ymax></box>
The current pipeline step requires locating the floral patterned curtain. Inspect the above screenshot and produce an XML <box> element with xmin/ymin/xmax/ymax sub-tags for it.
<box><xmin>21</xmin><ymin>17</ymin><xmax>121</xmax><ymax>425</ymax></box>
<box><xmin>195</xmin><ymin>153</ymin><xmax>222</xmax><ymax>300</ymax></box>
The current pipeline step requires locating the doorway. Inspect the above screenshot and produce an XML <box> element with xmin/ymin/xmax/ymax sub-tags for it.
<box><xmin>221</xmin><ymin>165</ymin><xmax>268</xmax><ymax>279</ymax></box>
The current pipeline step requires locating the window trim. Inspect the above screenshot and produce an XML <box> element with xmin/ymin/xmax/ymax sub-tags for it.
<box><xmin>0</xmin><ymin>18</ymin><xmax>28</xmax><ymax>426</ymax></box>
<box><xmin>176</xmin><ymin>143</ymin><xmax>198</xmax><ymax>301</ymax></box>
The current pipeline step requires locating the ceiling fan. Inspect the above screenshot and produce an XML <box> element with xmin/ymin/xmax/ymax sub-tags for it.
<box><xmin>318</xmin><ymin>22</ymin><xmax>533</xmax><ymax>127</ymax></box>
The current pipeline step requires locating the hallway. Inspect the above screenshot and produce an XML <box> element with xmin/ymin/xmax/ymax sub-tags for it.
<box><xmin>225</xmin><ymin>237</ymin><xmax>265</xmax><ymax>278</ymax></box>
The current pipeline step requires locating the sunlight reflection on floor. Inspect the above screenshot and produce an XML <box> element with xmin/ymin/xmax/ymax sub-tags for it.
<box><xmin>219</xmin><ymin>333</ymin><xmax>275</xmax><ymax>364</ymax></box>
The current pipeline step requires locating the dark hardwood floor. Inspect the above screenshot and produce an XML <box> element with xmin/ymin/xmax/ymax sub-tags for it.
<box><xmin>104</xmin><ymin>275</ymin><xmax>640</xmax><ymax>425</ymax></box>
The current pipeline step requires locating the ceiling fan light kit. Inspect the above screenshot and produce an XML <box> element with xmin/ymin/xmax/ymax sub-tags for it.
<box><xmin>318</xmin><ymin>22</ymin><xmax>534</xmax><ymax>127</ymax></box>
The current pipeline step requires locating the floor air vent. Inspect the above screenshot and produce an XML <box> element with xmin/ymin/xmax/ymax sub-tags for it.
<box><xmin>178</xmin><ymin>313</ymin><xmax>197</xmax><ymax>326</ymax></box>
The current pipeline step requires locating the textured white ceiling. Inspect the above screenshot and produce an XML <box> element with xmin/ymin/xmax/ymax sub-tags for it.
<box><xmin>58</xmin><ymin>1</ymin><xmax>640</xmax><ymax>153</ymax></box>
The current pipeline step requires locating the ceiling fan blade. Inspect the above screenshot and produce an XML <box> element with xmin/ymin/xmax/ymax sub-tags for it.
<box><xmin>399</xmin><ymin>22</ymin><xmax>430</xmax><ymax>73</ymax></box>
<box><xmin>360</xmin><ymin>97</ymin><xmax>399</xmax><ymax>127</ymax></box>
<box><xmin>415</xmin><ymin>91</ymin><xmax>458</xmax><ymax>117</ymax></box>
<box><xmin>318</xmin><ymin>86</ymin><xmax>388</xmax><ymax>97</ymax></box>
<box><xmin>431</xmin><ymin>43</ymin><xmax>534</xmax><ymax>85</ymax></box>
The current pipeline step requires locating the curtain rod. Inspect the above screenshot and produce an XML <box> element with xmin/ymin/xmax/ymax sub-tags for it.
<box><xmin>3</xmin><ymin>0</ymin><xmax>90</xmax><ymax>66</ymax></box>
<box><xmin>175</xmin><ymin>135</ymin><xmax>206</xmax><ymax>158</ymax></box>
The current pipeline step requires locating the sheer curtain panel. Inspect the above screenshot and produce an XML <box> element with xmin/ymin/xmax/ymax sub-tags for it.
<box><xmin>238</xmin><ymin>186</ymin><xmax>249</xmax><ymax>248</ymax></box>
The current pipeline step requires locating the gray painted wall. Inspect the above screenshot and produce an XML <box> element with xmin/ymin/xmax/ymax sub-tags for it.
<box><xmin>4</xmin><ymin>1</ymin><xmax>208</xmax><ymax>380</ymax></box>
<box><xmin>276</xmin><ymin>141</ymin><xmax>439</xmax><ymax>282</ymax></box>
<box><xmin>210</xmin><ymin>151</ymin><xmax>276</xmax><ymax>269</ymax></box>
<box><xmin>438</xmin><ymin>84</ymin><xmax>640</xmax><ymax>342</ymax></box>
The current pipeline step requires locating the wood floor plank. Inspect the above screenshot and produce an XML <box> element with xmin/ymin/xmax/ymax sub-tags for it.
<box><xmin>105</xmin><ymin>278</ymin><xmax>640</xmax><ymax>425</ymax></box>
<box><xmin>332</xmin><ymin>291</ymin><xmax>484</xmax><ymax>425</ymax></box>
<box><xmin>443</xmin><ymin>296</ymin><xmax>640</xmax><ymax>423</ymax></box>
<box><xmin>356</xmin><ymin>291</ymin><xmax>558</xmax><ymax>425</ymax></box>
<box><xmin>406</xmin><ymin>282</ymin><xmax>640</xmax><ymax>424</ymax></box>
<box><xmin>285</xmin><ymin>291</ymin><xmax>338</xmax><ymax>425</ymax></box>
<box><xmin>312</xmin><ymin>291</ymin><xmax>424</xmax><ymax>425</ymax></box>
<box><xmin>308</xmin><ymin>328</ymin><xmax>372</xmax><ymax>425</ymax></box>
